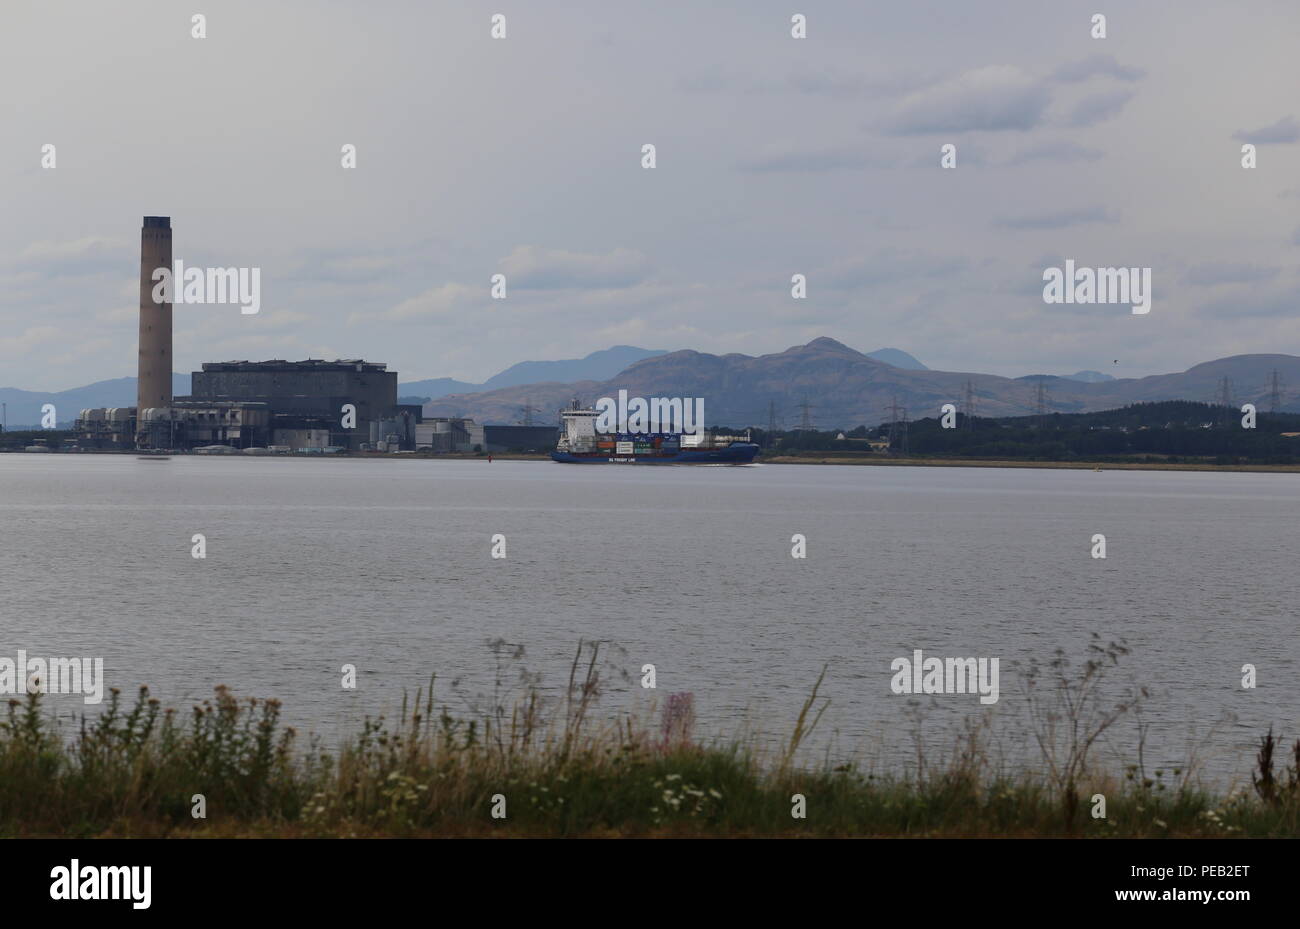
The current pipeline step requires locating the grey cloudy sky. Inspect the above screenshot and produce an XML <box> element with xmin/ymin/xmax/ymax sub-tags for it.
<box><xmin>3</xmin><ymin>0</ymin><xmax>1298</xmax><ymax>390</ymax></box>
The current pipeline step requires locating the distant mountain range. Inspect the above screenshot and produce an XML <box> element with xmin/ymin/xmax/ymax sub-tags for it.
<box><xmin>396</xmin><ymin>346</ymin><xmax>928</xmax><ymax>403</ymax></box>
<box><xmin>0</xmin><ymin>349</ymin><xmax>669</xmax><ymax>427</ymax></box>
<box><xmin>397</xmin><ymin>346</ymin><xmax>668</xmax><ymax>402</ymax></box>
<box><xmin>0</xmin><ymin>375</ymin><xmax>190</xmax><ymax>429</ymax></box>
<box><xmin>422</xmin><ymin>337</ymin><xmax>1300</xmax><ymax>429</ymax></box>
<box><xmin>1021</xmin><ymin>370</ymin><xmax>1117</xmax><ymax>383</ymax></box>
<box><xmin>5</xmin><ymin>339</ymin><xmax>1289</xmax><ymax>429</ymax></box>
<box><xmin>864</xmin><ymin>348</ymin><xmax>927</xmax><ymax>370</ymax></box>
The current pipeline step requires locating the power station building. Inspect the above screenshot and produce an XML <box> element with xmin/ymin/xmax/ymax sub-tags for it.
<box><xmin>74</xmin><ymin>216</ymin><xmax>411</xmax><ymax>452</ymax></box>
<box><xmin>183</xmin><ymin>359</ymin><xmax>401</xmax><ymax>450</ymax></box>
<box><xmin>415</xmin><ymin>417</ymin><xmax>485</xmax><ymax>453</ymax></box>
<box><xmin>190</xmin><ymin>359</ymin><xmax>395</xmax><ymax>420</ymax></box>
<box><xmin>135</xmin><ymin>401</ymin><xmax>272</xmax><ymax>450</ymax></box>
<box><xmin>483</xmin><ymin>425</ymin><xmax>557</xmax><ymax>452</ymax></box>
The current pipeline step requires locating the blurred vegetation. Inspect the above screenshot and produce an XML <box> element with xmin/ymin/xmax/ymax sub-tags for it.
<box><xmin>724</xmin><ymin>402</ymin><xmax>1300</xmax><ymax>464</ymax></box>
<box><xmin>2</xmin><ymin>639</ymin><xmax>1296</xmax><ymax>837</ymax></box>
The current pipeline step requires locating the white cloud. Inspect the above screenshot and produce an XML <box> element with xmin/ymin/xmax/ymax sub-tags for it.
<box><xmin>881</xmin><ymin>66</ymin><xmax>1051</xmax><ymax>135</ymax></box>
<box><xmin>0</xmin><ymin>325</ymin><xmax>63</xmax><ymax>358</ymax></box>
<box><xmin>1051</xmin><ymin>55</ymin><xmax>1145</xmax><ymax>83</ymax></box>
<box><xmin>1232</xmin><ymin>115</ymin><xmax>1300</xmax><ymax>144</ymax></box>
<box><xmin>362</xmin><ymin>282</ymin><xmax>480</xmax><ymax>323</ymax></box>
<box><xmin>1065</xmin><ymin>89</ymin><xmax>1136</xmax><ymax>127</ymax></box>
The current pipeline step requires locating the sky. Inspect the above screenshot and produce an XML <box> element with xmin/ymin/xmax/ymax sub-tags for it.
<box><xmin>2</xmin><ymin>0</ymin><xmax>1299</xmax><ymax>391</ymax></box>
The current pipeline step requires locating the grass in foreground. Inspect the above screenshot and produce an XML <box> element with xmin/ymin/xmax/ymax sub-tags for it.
<box><xmin>1</xmin><ymin>641</ymin><xmax>1297</xmax><ymax>837</ymax></box>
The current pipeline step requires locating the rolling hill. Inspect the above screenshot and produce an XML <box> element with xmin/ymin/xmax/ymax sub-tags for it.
<box><xmin>0</xmin><ymin>375</ymin><xmax>190</xmax><ymax>429</ymax></box>
<box><xmin>421</xmin><ymin>337</ymin><xmax>1300</xmax><ymax>429</ymax></box>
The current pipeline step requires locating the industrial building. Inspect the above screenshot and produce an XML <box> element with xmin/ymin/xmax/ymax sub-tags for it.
<box><xmin>415</xmin><ymin>418</ymin><xmax>485</xmax><ymax>453</ymax></box>
<box><xmin>73</xmin><ymin>217</ymin><xmax>565</xmax><ymax>455</ymax></box>
<box><xmin>137</xmin><ymin>402</ymin><xmax>271</xmax><ymax>449</ymax></box>
<box><xmin>74</xmin><ymin>408</ymin><xmax>137</xmax><ymax>450</ymax></box>
<box><xmin>191</xmin><ymin>359</ymin><xmax>395</xmax><ymax>426</ymax></box>
<box><xmin>483</xmin><ymin>425</ymin><xmax>557</xmax><ymax>453</ymax></box>
<box><xmin>369</xmin><ymin>406</ymin><xmax>421</xmax><ymax>452</ymax></box>
<box><xmin>73</xmin><ymin>216</ymin><xmax>414</xmax><ymax>452</ymax></box>
<box><xmin>404</xmin><ymin>422</ymin><xmax>558</xmax><ymax>453</ymax></box>
<box><xmin>185</xmin><ymin>358</ymin><xmax>401</xmax><ymax>450</ymax></box>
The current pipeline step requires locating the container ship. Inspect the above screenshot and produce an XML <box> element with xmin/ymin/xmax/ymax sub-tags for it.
<box><xmin>552</xmin><ymin>408</ymin><xmax>759</xmax><ymax>464</ymax></box>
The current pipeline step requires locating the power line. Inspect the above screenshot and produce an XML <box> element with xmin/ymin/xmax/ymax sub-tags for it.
<box><xmin>1215</xmin><ymin>376</ymin><xmax>1234</xmax><ymax>426</ymax></box>
<box><xmin>796</xmin><ymin>398</ymin><xmax>815</xmax><ymax>430</ymax></box>
<box><xmin>517</xmin><ymin>397</ymin><xmax>542</xmax><ymax>427</ymax></box>
<box><xmin>1034</xmin><ymin>380</ymin><xmax>1050</xmax><ymax>429</ymax></box>
<box><xmin>886</xmin><ymin>394</ymin><xmax>908</xmax><ymax>456</ymax></box>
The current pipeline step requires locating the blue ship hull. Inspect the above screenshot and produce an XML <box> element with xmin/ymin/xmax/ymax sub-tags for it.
<box><xmin>552</xmin><ymin>442</ymin><xmax>760</xmax><ymax>464</ymax></box>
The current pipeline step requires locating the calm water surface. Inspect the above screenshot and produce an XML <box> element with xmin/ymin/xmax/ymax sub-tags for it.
<box><xmin>1</xmin><ymin>455</ymin><xmax>1296</xmax><ymax>786</ymax></box>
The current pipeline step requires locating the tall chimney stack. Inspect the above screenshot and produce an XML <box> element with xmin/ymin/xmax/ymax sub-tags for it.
<box><xmin>137</xmin><ymin>216</ymin><xmax>173</xmax><ymax>415</ymax></box>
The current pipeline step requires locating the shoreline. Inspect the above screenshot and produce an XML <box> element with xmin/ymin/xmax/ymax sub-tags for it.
<box><xmin>759</xmin><ymin>455</ymin><xmax>1300</xmax><ymax>473</ymax></box>
<box><xmin>6</xmin><ymin>449</ymin><xmax>1300</xmax><ymax>473</ymax></box>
